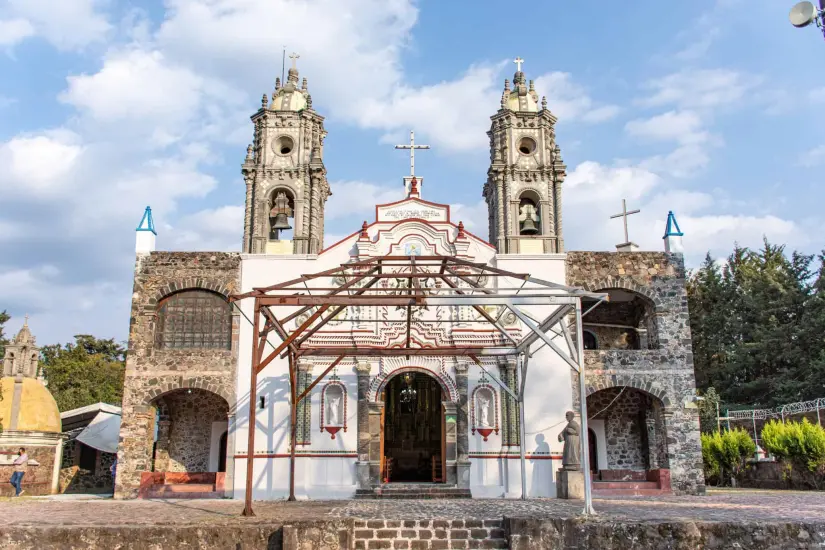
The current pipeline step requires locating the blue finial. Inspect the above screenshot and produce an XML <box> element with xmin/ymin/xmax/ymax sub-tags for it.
<box><xmin>663</xmin><ymin>211</ymin><xmax>683</xmax><ymax>239</ymax></box>
<box><xmin>136</xmin><ymin>206</ymin><xmax>157</xmax><ymax>235</ymax></box>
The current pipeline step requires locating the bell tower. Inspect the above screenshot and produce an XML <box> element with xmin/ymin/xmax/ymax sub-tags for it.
<box><xmin>483</xmin><ymin>57</ymin><xmax>566</xmax><ymax>254</ymax></box>
<box><xmin>242</xmin><ymin>53</ymin><xmax>330</xmax><ymax>255</ymax></box>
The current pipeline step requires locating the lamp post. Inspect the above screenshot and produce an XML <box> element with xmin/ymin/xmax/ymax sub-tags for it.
<box><xmin>789</xmin><ymin>1</ymin><xmax>825</xmax><ymax>40</ymax></box>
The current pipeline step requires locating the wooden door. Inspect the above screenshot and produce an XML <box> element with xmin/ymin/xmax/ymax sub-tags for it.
<box><xmin>440</xmin><ymin>404</ymin><xmax>446</xmax><ymax>483</ymax></box>
<box><xmin>380</xmin><ymin>390</ymin><xmax>386</xmax><ymax>482</ymax></box>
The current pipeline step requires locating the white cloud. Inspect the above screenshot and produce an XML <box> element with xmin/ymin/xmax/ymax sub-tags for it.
<box><xmin>450</xmin><ymin>200</ymin><xmax>488</xmax><ymax>233</ymax></box>
<box><xmin>534</xmin><ymin>72</ymin><xmax>621</xmax><ymax>124</ymax></box>
<box><xmin>639</xmin><ymin>69</ymin><xmax>760</xmax><ymax>110</ymax></box>
<box><xmin>0</xmin><ymin>18</ymin><xmax>34</xmax><ymax>47</ymax></box>
<box><xmin>565</xmin><ymin>161</ymin><xmax>660</xmax><ymax>205</ymax></box>
<box><xmin>0</xmin><ymin>129</ymin><xmax>84</xmax><ymax>194</ymax></box>
<box><xmin>809</xmin><ymin>88</ymin><xmax>825</xmax><ymax>103</ymax></box>
<box><xmin>165</xmin><ymin>206</ymin><xmax>244</xmax><ymax>251</ymax></box>
<box><xmin>4</xmin><ymin>0</ymin><xmax>111</xmax><ymax>50</ymax></box>
<box><xmin>797</xmin><ymin>144</ymin><xmax>825</xmax><ymax>167</ymax></box>
<box><xmin>326</xmin><ymin>181</ymin><xmax>403</xmax><ymax>221</ymax></box>
<box><xmin>625</xmin><ymin>111</ymin><xmax>708</xmax><ymax>144</ymax></box>
<box><xmin>640</xmin><ymin>144</ymin><xmax>712</xmax><ymax>179</ymax></box>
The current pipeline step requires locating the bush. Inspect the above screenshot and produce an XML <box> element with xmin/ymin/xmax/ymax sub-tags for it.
<box><xmin>701</xmin><ymin>428</ymin><xmax>755</xmax><ymax>486</ymax></box>
<box><xmin>761</xmin><ymin>419</ymin><xmax>825</xmax><ymax>489</ymax></box>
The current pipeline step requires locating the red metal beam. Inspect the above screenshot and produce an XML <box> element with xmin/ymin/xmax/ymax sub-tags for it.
<box><xmin>242</xmin><ymin>301</ymin><xmax>262</xmax><ymax>517</ymax></box>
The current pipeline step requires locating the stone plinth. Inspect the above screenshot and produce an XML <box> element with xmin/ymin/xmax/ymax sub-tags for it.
<box><xmin>556</xmin><ymin>469</ymin><xmax>584</xmax><ymax>499</ymax></box>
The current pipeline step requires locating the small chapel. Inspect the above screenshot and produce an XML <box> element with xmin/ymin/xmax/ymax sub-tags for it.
<box><xmin>114</xmin><ymin>57</ymin><xmax>705</xmax><ymax>501</ymax></box>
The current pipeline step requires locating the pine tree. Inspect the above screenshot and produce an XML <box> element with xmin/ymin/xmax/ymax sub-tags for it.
<box><xmin>0</xmin><ymin>310</ymin><xmax>10</xmax><ymax>359</ymax></box>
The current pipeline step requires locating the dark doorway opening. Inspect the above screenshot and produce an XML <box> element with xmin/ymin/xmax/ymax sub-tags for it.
<box><xmin>218</xmin><ymin>431</ymin><xmax>228</xmax><ymax>473</ymax></box>
<box><xmin>382</xmin><ymin>372</ymin><xmax>444</xmax><ymax>483</ymax></box>
<box><xmin>588</xmin><ymin>428</ymin><xmax>598</xmax><ymax>473</ymax></box>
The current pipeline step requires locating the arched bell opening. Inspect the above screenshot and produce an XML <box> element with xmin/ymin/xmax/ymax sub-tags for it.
<box><xmin>518</xmin><ymin>191</ymin><xmax>541</xmax><ymax>236</ymax></box>
<box><xmin>269</xmin><ymin>188</ymin><xmax>295</xmax><ymax>241</ymax></box>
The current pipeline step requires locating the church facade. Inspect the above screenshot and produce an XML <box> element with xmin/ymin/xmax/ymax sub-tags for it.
<box><xmin>114</xmin><ymin>59</ymin><xmax>704</xmax><ymax>500</ymax></box>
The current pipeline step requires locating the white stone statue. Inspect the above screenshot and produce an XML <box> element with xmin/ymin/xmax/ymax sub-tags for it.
<box><xmin>478</xmin><ymin>395</ymin><xmax>491</xmax><ymax>428</ymax></box>
<box><xmin>329</xmin><ymin>396</ymin><xmax>341</xmax><ymax>426</ymax></box>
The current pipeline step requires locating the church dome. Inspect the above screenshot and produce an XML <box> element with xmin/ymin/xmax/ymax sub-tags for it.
<box><xmin>270</xmin><ymin>67</ymin><xmax>309</xmax><ymax>112</ymax></box>
<box><xmin>0</xmin><ymin>377</ymin><xmax>61</xmax><ymax>433</ymax></box>
<box><xmin>504</xmin><ymin>70</ymin><xmax>539</xmax><ymax>113</ymax></box>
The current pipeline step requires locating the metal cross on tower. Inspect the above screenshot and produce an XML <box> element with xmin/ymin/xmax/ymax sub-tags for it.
<box><xmin>394</xmin><ymin>130</ymin><xmax>430</xmax><ymax>177</ymax></box>
<box><xmin>513</xmin><ymin>57</ymin><xmax>524</xmax><ymax>72</ymax></box>
<box><xmin>289</xmin><ymin>52</ymin><xmax>300</xmax><ymax>69</ymax></box>
<box><xmin>610</xmin><ymin>199</ymin><xmax>641</xmax><ymax>245</ymax></box>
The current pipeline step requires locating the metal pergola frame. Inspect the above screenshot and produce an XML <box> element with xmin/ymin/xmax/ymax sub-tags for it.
<box><xmin>229</xmin><ymin>255</ymin><xmax>607</xmax><ymax>516</ymax></box>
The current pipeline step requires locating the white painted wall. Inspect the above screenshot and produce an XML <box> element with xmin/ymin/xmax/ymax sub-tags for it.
<box><xmin>209</xmin><ymin>421</ymin><xmax>228</xmax><ymax>472</ymax></box>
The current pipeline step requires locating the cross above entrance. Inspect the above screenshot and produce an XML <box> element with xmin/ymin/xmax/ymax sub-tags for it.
<box><xmin>610</xmin><ymin>199</ymin><xmax>641</xmax><ymax>244</ymax></box>
<box><xmin>394</xmin><ymin>130</ymin><xmax>430</xmax><ymax>177</ymax></box>
<box><xmin>289</xmin><ymin>52</ymin><xmax>300</xmax><ymax>70</ymax></box>
<box><xmin>513</xmin><ymin>56</ymin><xmax>524</xmax><ymax>72</ymax></box>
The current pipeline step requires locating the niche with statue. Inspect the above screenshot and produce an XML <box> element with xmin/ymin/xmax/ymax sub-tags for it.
<box><xmin>320</xmin><ymin>379</ymin><xmax>347</xmax><ymax>439</ymax></box>
<box><xmin>471</xmin><ymin>383</ymin><xmax>499</xmax><ymax>441</ymax></box>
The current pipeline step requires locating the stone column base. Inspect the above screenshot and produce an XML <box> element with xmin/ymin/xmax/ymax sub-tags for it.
<box><xmin>456</xmin><ymin>461</ymin><xmax>471</xmax><ymax>489</ymax></box>
<box><xmin>355</xmin><ymin>461</ymin><xmax>371</xmax><ymax>490</ymax></box>
<box><xmin>556</xmin><ymin>469</ymin><xmax>584</xmax><ymax>499</ymax></box>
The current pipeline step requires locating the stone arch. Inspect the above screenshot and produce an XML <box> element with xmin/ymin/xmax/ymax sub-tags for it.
<box><xmin>372</xmin><ymin>366</ymin><xmax>458</xmax><ymax>403</ymax></box>
<box><xmin>149</xmin><ymin>279</ymin><xmax>232</xmax><ymax>306</ymax></box>
<box><xmin>141</xmin><ymin>378</ymin><xmax>233</xmax><ymax>408</ymax></box>
<box><xmin>580</xmin><ymin>277</ymin><xmax>663</xmax><ymax>311</ymax></box>
<box><xmin>585</xmin><ymin>375</ymin><xmax>671</xmax><ymax>407</ymax></box>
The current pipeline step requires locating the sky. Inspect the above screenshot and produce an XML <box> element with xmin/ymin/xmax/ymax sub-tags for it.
<box><xmin>0</xmin><ymin>0</ymin><xmax>823</xmax><ymax>346</ymax></box>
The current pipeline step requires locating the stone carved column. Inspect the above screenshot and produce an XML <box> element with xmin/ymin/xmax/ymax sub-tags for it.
<box><xmin>443</xmin><ymin>401</ymin><xmax>458</xmax><ymax>485</ymax></box>
<box><xmin>354</xmin><ymin>362</ymin><xmax>372</xmax><ymax>489</ymax></box>
<box><xmin>496</xmin><ymin>175</ymin><xmax>505</xmax><ymax>253</ymax></box>
<box><xmin>367</xmin><ymin>401</ymin><xmax>385</xmax><ymax>487</ymax></box>
<box><xmin>309</xmin><ymin>175</ymin><xmax>322</xmax><ymax>254</ymax></box>
<box><xmin>554</xmin><ymin>180</ymin><xmax>564</xmax><ymax>252</ymax></box>
<box><xmin>243</xmin><ymin>173</ymin><xmax>254</xmax><ymax>253</ymax></box>
<box><xmin>454</xmin><ymin>363</ymin><xmax>471</xmax><ymax>489</ymax></box>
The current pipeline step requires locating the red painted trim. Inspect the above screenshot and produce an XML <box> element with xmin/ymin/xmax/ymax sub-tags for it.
<box><xmin>234</xmin><ymin>453</ymin><xmax>358</xmax><ymax>459</ymax></box>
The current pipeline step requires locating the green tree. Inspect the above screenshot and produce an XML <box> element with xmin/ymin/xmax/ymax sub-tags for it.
<box><xmin>40</xmin><ymin>335</ymin><xmax>126</xmax><ymax>411</ymax></box>
<box><xmin>697</xmin><ymin>387</ymin><xmax>721</xmax><ymax>434</ymax></box>
<box><xmin>0</xmin><ymin>310</ymin><xmax>10</xmax><ymax>359</ymax></box>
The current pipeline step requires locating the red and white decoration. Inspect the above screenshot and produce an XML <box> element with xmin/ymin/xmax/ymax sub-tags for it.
<box><xmin>471</xmin><ymin>384</ymin><xmax>499</xmax><ymax>441</ymax></box>
<box><xmin>320</xmin><ymin>380</ymin><xmax>347</xmax><ymax>439</ymax></box>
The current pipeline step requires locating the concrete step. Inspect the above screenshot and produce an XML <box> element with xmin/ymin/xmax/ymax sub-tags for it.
<box><xmin>144</xmin><ymin>484</ymin><xmax>222</xmax><ymax>499</ymax></box>
<box><xmin>592</xmin><ymin>481</ymin><xmax>658</xmax><ymax>490</ymax></box>
<box><xmin>592</xmin><ymin>488</ymin><xmax>668</xmax><ymax>497</ymax></box>
<box><xmin>355</xmin><ymin>485</ymin><xmax>473</xmax><ymax>499</ymax></box>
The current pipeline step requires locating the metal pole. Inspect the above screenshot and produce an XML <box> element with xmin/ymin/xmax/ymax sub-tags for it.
<box><xmin>575</xmin><ymin>300</ymin><xmax>595</xmax><ymax>515</ymax></box>
<box><xmin>725</xmin><ymin>410</ymin><xmax>730</xmax><ymax>431</ymax></box>
<box><xmin>752</xmin><ymin>411</ymin><xmax>757</xmax><ymax>448</ymax></box>
<box><xmin>716</xmin><ymin>401</ymin><xmax>721</xmax><ymax>433</ymax></box>
<box><xmin>242</xmin><ymin>302</ymin><xmax>261</xmax><ymax>516</ymax></box>
<box><xmin>518</xmin><ymin>354</ymin><xmax>528</xmax><ymax>500</ymax></box>
<box><xmin>817</xmin><ymin>401</ymin><xmax>821</xmax><ymax>426</ymax></box>
<box><xmin>781</xmin><ymin>406</ymin><xmax>785</xmax><ymax>423</ymax></box>
<box><xmin>288</xmin><ymin>352</ymin><xmax>297</xmax><ymax>501</ymax></box>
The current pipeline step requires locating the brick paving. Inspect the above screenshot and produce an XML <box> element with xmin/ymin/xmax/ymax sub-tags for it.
<box><xmin>1</xmin><ymin>489</ymin><xmax>824</xmax><ymax>528</ymax></box>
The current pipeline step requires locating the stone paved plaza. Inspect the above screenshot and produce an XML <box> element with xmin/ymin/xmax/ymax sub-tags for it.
<box><xmin>1</xmin><ymin>489</ymin><xmax>824</xmax><ymax>525</ymax></box>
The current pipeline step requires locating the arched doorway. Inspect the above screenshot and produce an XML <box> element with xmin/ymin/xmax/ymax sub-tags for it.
<box><xmin>381</xmin><ymin>371</ymin><xmax>444</xmax><ymax>483</ymax></box>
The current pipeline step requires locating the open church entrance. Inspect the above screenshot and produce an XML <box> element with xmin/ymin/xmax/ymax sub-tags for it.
<box><xmin>381</xmin><ymin>371</ymin><xmax>445</xmax><ymax>483</ymax></box>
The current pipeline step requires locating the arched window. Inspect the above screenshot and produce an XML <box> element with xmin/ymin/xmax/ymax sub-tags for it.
<box><xmin>155</xmin><ymin>290</ymin><xmax>232</xmax><ymax>349</ymax></box>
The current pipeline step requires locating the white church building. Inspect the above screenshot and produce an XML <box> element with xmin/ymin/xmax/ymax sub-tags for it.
<box><xmin>114</xmin><ymin>58</ymin><xmax>704</xmax><ymax>502</ymax></box>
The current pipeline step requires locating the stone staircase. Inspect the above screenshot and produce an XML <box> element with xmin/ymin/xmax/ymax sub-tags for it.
<box><xmin>591</xmin><ymin>469</ymin><xmax>671</xmax><ymax>497</ymax></box>
<box><xmin>355</xmin><ymin>483</ymin><xmax>472</xmax><ymax>500</ymax></box>
<box><xmin>138</xmin><ymin>472</ymin><xmax>225</xmax><ymax>499</ymax></box>
<box><xmin>352</xmin><ymin>518</ymin><xmax>507</xmax><ymax>549</ymax></box>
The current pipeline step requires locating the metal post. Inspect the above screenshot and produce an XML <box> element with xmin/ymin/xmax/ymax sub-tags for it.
<box><xmin>781</xmin><ymin>406</ymin><xmax>785</xmax><ymax>423</ymax></box>
<box><xmin>288</xmin><ymin>352</ymin><xmax>297</xmax><ymax>501</ymax></box>
<box><xmin>716</xmin><ymin>401</ymin><xmax>721</xmax><ymax>433</ymax></box>
<box><xmin>518</xmin><ymin>354</ymin><xmax>528</xmax><ymax>500</ymax></box>
<box><xmin>752</xmin><ymin>410</ymin><xmax>758</xmax><ymax>450</ymax></box>
<box><xmin>725</xmin><ymin>410</ymin><xmax>730</xmax><ymax>431</ymax></box>
<box><xmin>817</xmin><ymin>401</ymin><xmax>821</xmax><ymax>426</ymax></box>
<box><xmin>242</xmin><ymin>302</ymin><xmax>261</xmax><ymax>517</ymax></box>
<box><xmin>575</xmin><ymin>300</ymin><xmax>595</xmax><ymax>515</ymax></box>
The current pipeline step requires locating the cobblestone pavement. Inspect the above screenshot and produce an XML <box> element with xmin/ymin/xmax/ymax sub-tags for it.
<box><xmin>1</xmin><ymin>489</ymin><xmax>824</xmax><ymax>527</ymax></box>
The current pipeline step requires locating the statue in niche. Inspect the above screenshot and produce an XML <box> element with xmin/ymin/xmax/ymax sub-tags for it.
<box><xmin>478</xmin><ymin>395</ymin><xmax>491</xmax><ymax>428</ymax></box>
<box><xmin>557</xmin><ymin>411</ymin><xmax>582</xmax><ymax>471</ymax></box>
<box><xmin>518</xmin><ymin>201</ymin><xmax>539</xmax><ymax>235</ymax></box>
<box><xmin>328</xmin><ymin>396</ymin><xmax>341</xmax><ymax>425</ymax></box>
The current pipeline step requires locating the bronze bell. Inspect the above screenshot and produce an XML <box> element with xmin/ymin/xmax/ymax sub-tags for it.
<box><xmin>271</xmin><ymin>212</ymin><xmax>292</xmax><ymax>231</ymax></box>
<box><xmin>520</xmin><ymin>217</ymin><xmax>539</xmax><ymax>235</ymax></box>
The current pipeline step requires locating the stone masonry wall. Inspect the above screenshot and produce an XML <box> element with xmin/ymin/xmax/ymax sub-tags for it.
<box><xmin>158</xmin><ymin>389</ymin><xmax>228</xmax><ymax>472</ymax></box>
<box><xmin>567</xmin><ymin>251</ymin><xmax>704</xmax><ymax>495</ymax></box>
<box><xmin>587</xmin><ymin>388</ymin><xmax>647</xmax><ymax>470</ymax></box>
<box><xmin>115</xmin><ymin>252</ymin><xmax>241</xmax><ymax>499</ymax></box>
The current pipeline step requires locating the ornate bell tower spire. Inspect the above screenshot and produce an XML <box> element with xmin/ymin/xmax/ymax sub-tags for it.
<box><xmin>242</xmin><ymin>54</ymin><xmax>330</xmax><ymax>255</ymax></box>
<box><xmin>483</xmin><ymin>57</ymin><xmax>566</xmax><ymax>254</ymax></box>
